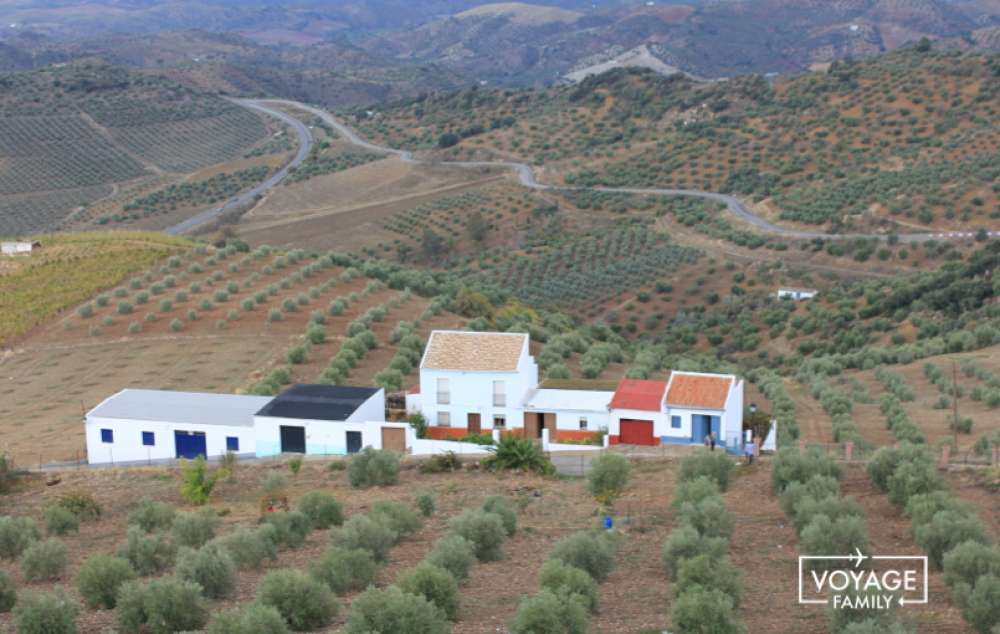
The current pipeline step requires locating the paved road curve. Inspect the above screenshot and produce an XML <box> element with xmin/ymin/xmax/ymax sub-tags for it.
<box><xmin>164</xmin><ymin>101</ymin><xmax>313</xmax><ymax>235</ymax></box>
<box><xmin>171</xmin><ymin>98</ymin><xmax>993</xmax><ymax>244</ymax></box>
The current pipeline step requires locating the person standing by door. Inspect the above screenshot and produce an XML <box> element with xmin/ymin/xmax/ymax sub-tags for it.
<box><xmin>709</xmin><ymin>432</ymin><xmax>717</xmax><ymax>451</ymax></box>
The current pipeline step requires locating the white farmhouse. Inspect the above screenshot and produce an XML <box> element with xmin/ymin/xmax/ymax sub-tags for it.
<box><xmin>776</xmin><ymin>287</ymin><xmax>818</xmax><ymax>301</ymax></box>
<box><xmin>1</xmin><ymin>241</ymin><xmax>38</xmax><ymax>256</ymax></box>
<box><xmin>407</xmin><ymin>330</ymin><xmax>538</xmax><ymax>438</ymax></box>
<box><xmin>84</xmin><ymin>385</ymin><xmax>406</xmax><ymax>466</ymax></box>
<box><xmin>85</xmin><ymin>389</ymin><xmax>271</xmax><ymax>465</ymax></box>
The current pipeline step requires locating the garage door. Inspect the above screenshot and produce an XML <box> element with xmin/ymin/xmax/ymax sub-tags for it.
<box><xmin>280</xmin><ymin>426</ymin><xmax>306</xmax><ymax>454</ymax></box>
<box><xmin>175</xmin><ymin>431</ymin><xmax>207</xmax><ymax>459</ymax></box>
<box><xmin>619</xmin><ymin>419</ymin><xmax>655</xmax><ymax>446</ymax></box>
<box><xmin>381</xmin><ymin>427</ymin><xmax>406</xmax><ymax>452</ymax></box>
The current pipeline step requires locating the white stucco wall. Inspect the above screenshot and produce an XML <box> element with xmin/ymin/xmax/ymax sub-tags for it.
<box><xmin>608</xmin><ymin>408</ymin><xmax>665</xmax><ymax>436</ymax></box>
<box><xmin>723</xmin><ymin>379</ymin><xmax>744</xmax><ymax>447</ymax></box>
<box><xmin>550</xmin><ymin>409</ymin><xmax>611</xmax><ymax>432</ymax></box>
<box><xmin>85</xmin><ymin>417</ymin><xmax>253</xmax><ymax>465</ymax></box>
<box><xmin>418</xmin><ymin>368</ymin><xmax>533</xmax><ymax>431</ymax></box>
<box><xmin>345</xmin><ymin>389</ymin><xmax>387</xmax><ymax>423</ymax></box>
<box><xmin>253</xmin><ymin>417</ymin><xmax>405</xmax><ymax>457</ymax></box>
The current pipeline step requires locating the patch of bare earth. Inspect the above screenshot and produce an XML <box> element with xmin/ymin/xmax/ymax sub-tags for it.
<box><xmin>724</xmin><ymin>460</ymin><xmax>827</xmax><ymax>632</ymax></box>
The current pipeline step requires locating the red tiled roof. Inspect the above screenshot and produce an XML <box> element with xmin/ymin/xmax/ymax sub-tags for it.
<box><xmin>609</xmin><ymin>379</ymin><xmax>667</xmax><ymax>412</ymax></box>
<box><xmin>666</xmin><ymin>373</ymin><xmax>732</xmax><ymax>409</ymax></box>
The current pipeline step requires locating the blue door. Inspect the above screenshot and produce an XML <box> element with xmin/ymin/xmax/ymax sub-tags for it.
<box><xmin>691</xmin><ymin>415</ymin><xmax>707</xmax><ymax>443</ymax></box>
<box><xmin>710</xmin><ymin>416</ymin><xmax>722</xmax><ymax>444</ymax></box>
<box><xmin>346</xmin><ymin>431</ymin><xmax>362</xmax><ymax>454</ymax></box>
<box><xmin>175</xmin><ymin>431</ymin><xmax>207</xmax><ymax>459</ymax></box>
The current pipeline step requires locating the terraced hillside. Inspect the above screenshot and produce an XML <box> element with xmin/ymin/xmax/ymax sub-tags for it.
<box><xmin>350</xmin><ymin>48</ymin><xmax>1000</xmax><ymax>233</ymax></box>
<box><xmin>0</xmin><ymin>63</ymin><xmax>273</xmax><ymax>236</ymax></box>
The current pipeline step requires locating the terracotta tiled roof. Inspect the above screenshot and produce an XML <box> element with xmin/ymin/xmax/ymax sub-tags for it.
<box><xmin>421</xmin><ymin>331</ymin><xmax>526</xmax><ymax>372</ymax></box>
<box><xmin>609</xmin><ymin>379</ymin><xmax>667</xmax><ymax>412</ymax></box>
<box><xmin>666</xmin><ymin>373</ymin><xmax>733</xmax><ymax>409</ymax></box>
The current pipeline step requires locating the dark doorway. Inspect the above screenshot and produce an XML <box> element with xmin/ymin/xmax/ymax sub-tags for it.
<box><xmin>346</xmin><ymin>431</ymin><xmax>363</xmax><ymax>454</ymax></box>
<box><xmin>468</xmin><ymin>413</ymin><xmax>481</xmax><ymax>435</ymax></box>
<box><xmin>174</xmin><ymin>431</ymin><xmax>206</xmax><ymax>459</ymax></box>
<box><xmin>280</xmin><ymin>426</ymin><xmax>306</xmax><ymax>454</ymax></box>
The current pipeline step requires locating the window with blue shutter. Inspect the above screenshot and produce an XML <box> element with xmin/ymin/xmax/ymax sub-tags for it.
<box><xmin>142</xmin><ymin>431</ymin><xmax>155</xmax><ymax>446</ymax></box>
<box><xmin>226</xmin><ymin>436</ymin><xmax>239</xmax><ymax>452</ymax></box>
<box><xmin>671</xmin><ymin>415</ymin><xmax>682</xmax><ymax>429</ymax></box>
<box><xmin>101</xmin><ymin>429</ymin><xmax>114</xmax><ymax>443</ymax></box>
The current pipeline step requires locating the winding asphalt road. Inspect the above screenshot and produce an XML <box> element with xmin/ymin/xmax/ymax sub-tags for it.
<box><xmin>169</xmin><ymin>98</ymin><xmax>993</xmax><ymax>244</ymax></box>
<box><xmin>164</xmin><ymin>101</ymin><xmax>313</xmax><ymax>236</ymax></box>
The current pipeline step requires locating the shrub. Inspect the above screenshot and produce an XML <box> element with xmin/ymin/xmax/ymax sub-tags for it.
<box><xmin>211</xmin><ymin>527</ymin><xmax>277</xmax><ymax>570</ymax></box>
<box><xmin>449</xmin><ymin>509</ymin><xmax>507</xmax><ymax>562</ymax></box>
<box><xmin>0</xmin><ymin>516</ymin><xmax>40</xmax><ymax>559</ymax></box>
<box><xmin>172</xmin><ymin>508</ymin><xmax>220</xmax><ymax>548</ymax></box>
<box><xmin>483</xmin><ymin>436</ymin><xmax>554</xmax><ymax>475</ymax></box>
<box><xmin>297</xmin><ymin>492</ymin><xmax>344</xmax><ymax>529</ymax></box>
<box><xmin>866</xmin><ymin>444</ymin><xmax>932</xmax><ymax>492</ymax></box>
<box><xmin>671</xmin><ymin>586</ymin><xmax>744</xmax><ymax>634</ymax></box>
<box><xmin>679</xmin><ymin>450</ymin><xmax>735</xmax><ymax>491</ymax></box>
<box><xmin>21</xmin><ymin>538</ymin><xmax>67</xmax><ymax>581</ymax></box>
<box><xmin>310</xmin><ymin>546</ymin><xmax>379</xmax><ymax>595</ymax></box>
<box><xmin>799</xmin><ymin>515</ymin><xmax>868</xmax><ymax>568</ymax></box>
<box><xmin>426</xmin><ymin>534</ymin><xmax>476</xmax><ymax>582</ymax></box>
<box><xmin>0</xmin><ymin>570</ymin><xmax>15</xmax><ymax>612</ymax></box>
<box><xmin>481</xmin><ymin>495</ymin><xmax>517</xmax><ymax>536</ymax></box>
<box><xmin>54</xmin><ymin>491</ymin><xmax>101</xmax><ymax>521</ymax></box>
<box><xmin>330</xmin><ymin>515</ymin><xmax>397</xmax><ymax>563</ymax></box>
<box><xmin>260</xmin><ymin>511</ymin><xmax>312</xmax><ymax>549</ymax></box>
<box><xmin>207</xmin><ymin>604</ymin><xmax>290</xmax><ymax>634</ymax></box>
<box><xmin>904</xmin><ymin>490</ymin><xmax>971</xmax><ymax>528</ymax></box>
<box><xmin>348</xmin><ymin>448</ymin><xmax>400</xmax><ymax>487</ymax></box>
<box><xmin>661</xmin><ymin>524</ymin><xmax>730</xmax><ymax>580</ymax></box>
<box><xmin>45</xmin><ymin>506</ymin><xmax>79</xmax><ymax>536</ymax></box>
<box><xmin>672</xmin><ymin>475</ymin><xmax>722</xmax><ymax>509</ymax></box>
<box><xmin>169</xmin><ymin>318</ymin><xmax>183</xmax><ymax>332</ymax></box>
<box><xmin>76</xmin><ymin>554</ymin><xmax>135</xmax><ymax>609</ymax></box>
<box><xmin>175</xmin><ymin>543</ymin><xmax>237</xmax><ymax>599</ymax></box>
<box><xmin>510</xmin><ymin>589</ymin><xmax>590</xmax><ymax>634</ymax></box>
<box><xmin>914</xmin><ymin>510</ymin><xmax>991</xmax><ymax>569</ymax></box>
<box><xmin>371</xmin><ymin>500</ymin><xmax>422</xmax><ymax>539</ymax></box>
<box><xmin>887</xmin><ymin>459</ymin><xmax>946</xmax><ymax>506</ymax></box>
<box><xmin>771</xmin><ymin>447</ymin><xmax>842</xmax><ymax>493</ymax></box>
<box><xmin>119</xmin><ymin>526</ymin><xmax>176</xmax><ymax>576</ymax></box>
<box><xmin>677</xmin><ymin>497</ymin><xmax>735</xmax><ymax>540</ymax></box>
<box><xmin>943</xmin><ymin>541</ymin><xmax>1000</xmax><ymax>591</ymax></box>
<box><xmin>13</xmin><ymin>590</ymin><xmax>78</xmax><ymax>634</ymax></box>
<box><xmin>116</xmin><ymin>577</ymin><xmax>208</xmax><ymax>634</ymax></box>
<box><xmin>128</xmin><ymin>499</ymin><xmax>175</xmax><ymax>533</ymax></box>
<box><xmin>791</xmin><ymin>495</ymin><xmax>864</xmax><ymax>534</ymax></box>
<box><xmin>549</xmin><ymin>531</ymin><xmax>617</xmax><ymax>582</ymax></box>
<box><xmin>673</xmin><ymin>554</ymin><xmax>743</xmax><ymax>607</ymax></box>
<box><xmin>257</xmin><ymin>569</ymin><xmax>338</xmax><ymax>632</ymax></box>
<box><xmin>538</xmin><ymin>558</ymin><xmax>599</xmax><ymax>613</ymax></box>
<box><xmin>955</xmin><ymin>573</ymin><xmax>1000</xmax><ymax>634</ymax></box>
<box><xmin>827</xmin><ymin>585</ymin><xmax>900</xmax><ymax>634</ymax></box>
<box><xmin>416</xmin><ymin>491</ymin><xmax>436</xmax><ymax>517</ymax></box>
<box><xmin>179</xmin><ymin>455</ymin><xmax>218</xmax><ymax>505</ymax></box>
<box><xmin>262</xmin><ymin>471</ymin><xmax>289</xmax><ymax>495</ymax></box>
<box><xmin>78</xmin><ymin>303</ymin><xmax>94</xmax><ymax>318</ymax></box>
<box><xmin>286</xmin><ymin>345</ymin><xmax>307</xmax><ymax>364</ymax></box>
<box><xmin>344</xmin><ymin>585</ymin><xmax>449</xmax><ymax>634</ymax></box>
<box><xmin>419</xmin><ymin>451</ymin><xmax>461</xmax><ymax>474</ymax></box>
<box><xmin>397</xmin><ymin>562</ymin><xmax>460</xmax><ymax>620</ymax></box>
<box><xmin>777</xmin><ymin>475</ymin><xmax>840</xmax><ymax>517</ymax></box>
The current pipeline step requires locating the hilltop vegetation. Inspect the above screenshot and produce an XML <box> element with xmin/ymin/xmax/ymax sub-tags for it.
<box><xmin>0</xmin><ymin>63</ymin><xmax>271</xmax><ymax>236</ymax></box>
<box><xmin>353</xmin><ymin>48</ymin><xmax>1000</xmax><ymax>232</ymax></box>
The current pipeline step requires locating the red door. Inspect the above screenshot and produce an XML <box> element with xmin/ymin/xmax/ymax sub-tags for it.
<box><xmin>619</xmin><ymin>419</ymin><xmax>655</xmax><ymax>446</ymax></box>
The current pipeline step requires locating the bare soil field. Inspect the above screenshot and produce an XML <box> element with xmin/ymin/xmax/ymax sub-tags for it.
<box><xmin>0</xmin><ymin>456</ymin><xmax>685</xmax><ymax>633</ymax></box>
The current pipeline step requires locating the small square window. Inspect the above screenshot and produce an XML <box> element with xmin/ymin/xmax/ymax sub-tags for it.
<box><xmin>100</xmin><ymin>429</ymin><xmax>114</xmax><ymax>444</ymax></box>
<box><xmin>671</xmin><ymin>415</ymin><xmax>682</xmax><ymax>429</ymax></box>
<box><xmin>579</xmin><ymin>417</ymin><xmax>588</xmax><ymax>430</ymax></box>
<box><xmin>141</xmin><ymin>431</ymin><xmax>155</xmax><ymax>446</ymax></box>
<box><xmin>226</xmin><ymin>436</ymin><xmax>239</xmax><ymax>452</ymax></box>
<box><xmin>493</xmin><ymin>415</ymin><xmax>506</xmax><ymax>428</ymax></box>
<box><xmin>437</xmin><ymin>412</ymin><xmax>451</xmax><ymax>427</ymax></box>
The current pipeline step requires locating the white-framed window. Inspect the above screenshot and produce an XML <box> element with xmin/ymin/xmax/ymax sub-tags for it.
<box><xmin>579</xmin><ymin>417</ymin><xmax>588</xmax><ymax>430</ymax></box>
<box><xmin>493</xmin><ymin>415</ymin><xmax>506</xmax><ymax>428</ymax></box>
<box><xmin>492</xmin><ymin>380</ymin><xmax>506</xmax><ymax>407</ymax></box>
<box><xmin>436</xmin><ymin>378</ymin><xmax>450</xmax><ymax>405</ymax></box>
<box><xmin>437</xmin><ymin>411</ymin><xmax>451</xmax><ymax>427</ymax></box>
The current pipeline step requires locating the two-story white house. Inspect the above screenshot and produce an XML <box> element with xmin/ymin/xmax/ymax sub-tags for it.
<box><xmin>406</xmin><ymin>330</ymin><xmax>538</xmax><ymax>439</ymax></box>
<box><xmin>607</xmin><ymin>372</ymin><xmax>744</xmax><ymax>449</ymax></box>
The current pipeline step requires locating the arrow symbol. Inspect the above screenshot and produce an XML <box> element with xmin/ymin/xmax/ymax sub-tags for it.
<box><xmin>852</xmin><ymin>547</ymin><xmax>867</xmax><ymax>568</ymax></box>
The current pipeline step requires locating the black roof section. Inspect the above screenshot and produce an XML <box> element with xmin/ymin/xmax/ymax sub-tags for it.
<box><xmin>255</xmin><ymin>384</ymin><xmax>381</xmax><ymax>421</ymax></box>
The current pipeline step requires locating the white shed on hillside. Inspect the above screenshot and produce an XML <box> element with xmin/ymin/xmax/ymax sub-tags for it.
<box><xmin>776</xmin><ymin>287</ymin><xmax>818</xmax><ymax>301</ymax></box>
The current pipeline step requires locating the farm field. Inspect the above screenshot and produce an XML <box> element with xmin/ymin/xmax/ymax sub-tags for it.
<box><xmin>350</xmin><ymin>49</ymin><xmax>1000</xmax><ymax>234</ymax></box>
<box><xmin>0</xmin><ymin>453</ymin><xmax>829</xmax><ymax>633</ymax></box>
<box><xmin>0</xmin><ymin>63</ymin><xmax>278</xmax><ymax>235</ymax></box>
